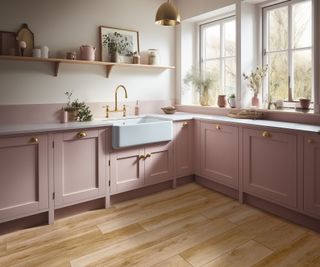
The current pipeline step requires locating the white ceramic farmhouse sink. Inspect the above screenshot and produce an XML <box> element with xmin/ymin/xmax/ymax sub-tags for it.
<box><xmin>112</xmin><ymin>116</ymin><xmax>173</xmax><ymax>149</ymax></box>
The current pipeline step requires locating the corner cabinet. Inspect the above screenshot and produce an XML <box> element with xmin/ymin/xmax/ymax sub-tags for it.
<box><xmin>200</xmin><ymin>122</ymin><xmax>239</xmax><ymax>189</ymax></box>
<box><xmin>0</xmin><ymin>134</ymin><xmax>48</xmax><ymax>223</ymax></box>
<box><xmin>243</xmin><ymin>128</ymin><xmax>297</xmax><ymax>209</ymax></box>
<box><xmin>110</xmin><ymin>141</ymin><xmax>173</xmax><ymax>194</ymax></box>
<box><xmin>303</xmin><ymin>134</ymin><xmax>320</xmax><ymax>218</ymax></box>
<box><xmin>174</xmin><ymin>121</ymin><xmax>194</xmax><ymax>178</ymax></box>
<box><xmin>53</xmin><ymin>128</ymin><xmax>108</xmax><ymax>208</ymax></box>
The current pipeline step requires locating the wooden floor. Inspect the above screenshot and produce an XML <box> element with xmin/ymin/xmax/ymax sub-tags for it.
<box><xmin>1</xmin><ymin>183</ymin><xmax>320</xmax><ymax>267</ymax></box>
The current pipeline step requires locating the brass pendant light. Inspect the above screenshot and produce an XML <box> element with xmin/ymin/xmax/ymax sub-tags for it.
<box><xmin>155</xmin><ymin>0</ymin><xmax>181</xmax><ymax>26</ymax></box>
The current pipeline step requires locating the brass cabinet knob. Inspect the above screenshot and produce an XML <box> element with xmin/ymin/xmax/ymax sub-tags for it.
<box><xmin>145</xmin><ymin>153</ymin><xmax>151</xmax><ymax>158</ymax></box>
<box><xmin>262</xmin><ymin>131</ymin><xmax>271</xmax><ymax>138</ymax></box>
<box><xmin>216</xmin><ymin>125</ymin><xmax>221</xmax><ymax>130</ymax></box>
<box><xmin>307</xmin><ymin>139</ymin><xmax>313</xmax><ymax>144</ymax></box>
<box><xmin>30</xmin><ymin>137</ymin><xmax>39</xmax><ymax>144</ymax></box>
<box><xmin>139</xmin><ymin>155</ymin><xmax>145</xmax><ymax>160</ymax></box>
<box><xmin>78</xmin><ymin>131</ymin><xmax>87</xmax><ymax>138</ymax></box>
<box><xmin>182</xmin><ymin>122</ymin><xmax>188</xmax><ymax>127</ymax></box>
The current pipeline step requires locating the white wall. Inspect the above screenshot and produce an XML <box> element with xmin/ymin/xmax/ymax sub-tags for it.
<box><xmin>0</xmin><ymin>0</ymin><xmax>176</xmax><ymax>105</ymax></box>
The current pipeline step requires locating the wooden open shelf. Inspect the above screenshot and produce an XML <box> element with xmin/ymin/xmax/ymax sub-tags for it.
<box><xmin>0</xmin><ymin>55</ymin><xmax>175</xmax><ymax>78</ymax></box>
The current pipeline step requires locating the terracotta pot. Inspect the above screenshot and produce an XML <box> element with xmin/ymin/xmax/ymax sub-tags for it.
<box><xmin>251</xmin><ymin>93</ymin><xmax>259</xmax><ymax>107</ymax></box>
<box><xmin>217</xmin><ymin>95</ymin><xmax>227</xmax><ymax>108</ymax></box>
<box><xmin>299</xmin><ymin>98</ymin><xmax>310</xmax><ymax>110</ymax></box>
<box><xmin>67</xmin><ymin>110</ymin><xmax>78</xmax><ymax>122</ymax></box>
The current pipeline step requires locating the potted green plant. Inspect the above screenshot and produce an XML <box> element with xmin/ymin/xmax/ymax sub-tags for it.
<box><xmin>103</xmin><ymin>32</ymin><xmax>131</xmax><ymax>62</ymax></box>
<box><xmin>184</xmin><ymin>68</ymin><xmax>217</xmax><ymax>106</ymax></box>
<box><xmin>228</xmin><ymin>93</ymin><xmax>236</xmax><ymax>108</ymax></box>
<box><xmin>63</xmin><ymin>91</ymin><xmax>93</xmax><ymax>121</ymax></box>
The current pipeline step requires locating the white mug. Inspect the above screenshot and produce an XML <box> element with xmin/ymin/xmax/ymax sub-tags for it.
<box><xmin>32</xmin><ymin>48</ymin><xmax>41</xmax><ymax>57</ymax></box>
<box><xmin>41</xmin><ymin>46</ymin><xmax>49</xmax><ymax>58</ymax></box>
<box><xmin>275</xmin><ymin>100</ymin><xmax>284</xmax><ymax>109</ymax></box>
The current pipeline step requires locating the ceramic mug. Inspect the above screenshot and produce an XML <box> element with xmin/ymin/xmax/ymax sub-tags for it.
<box><xmin>228</xmin><ymin>97</ymin><xmax>236</xmax><ymax>108</ymax></box>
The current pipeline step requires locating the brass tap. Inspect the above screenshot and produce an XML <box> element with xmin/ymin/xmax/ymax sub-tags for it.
<box><xmin>105</xmin><ymin>85</ymin><xmax>128</xmax><ymax>118</ymax></box>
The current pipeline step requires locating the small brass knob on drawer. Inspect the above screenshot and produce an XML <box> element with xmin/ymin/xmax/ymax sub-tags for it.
<box><xmin>182</xmin><ymin>122</ymin><xmax>188</xmax><ymax>127</ymax></box>
<box><xmin>139</xmin><ymin>155</ymin><xmax>145</xmax><ymax>160</ymax></box>
<box><xmin>78</xmin><ymin>131</ymin><xmax>87</xmax><ymax>138</ymax></box>
<box><xmin>216</xmin><ymin>125</ymin><xmax>221</xmax><ymax>130</ymax></box>
<box><xmin>262</xmin><ymin>131</ymin><xmax>271</xmax><ymax>138</ymax></box>
<box><xmin>30</xmin><ymin>137</ymin><xmax>39</xmax><ymax>144</ymax></box>
<box><xmin>307</xmin><ymin>139</ymin><xmax>313</xmax><ymax>144</ymax></box>
<box><xmin>145</xmin><ymin>153</ymin><xmax>151</xmax><ymax>158</ymax></box>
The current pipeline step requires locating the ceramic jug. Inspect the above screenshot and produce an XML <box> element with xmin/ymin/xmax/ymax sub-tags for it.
<box><xmin>80</xmin><ymin>45</ymin><xmax>96</xmax><ymax>61</ymax></box>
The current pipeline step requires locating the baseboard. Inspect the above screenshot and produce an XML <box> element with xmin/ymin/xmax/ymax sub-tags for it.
<box><xmin>244</xmin><ymin>193</ymin><xmax>320</xmax><ymax>233</ymax></box>
<box><xmin>195</xmin><ymin>175</ymin><xmax>239</xmax><ymax>200</ymax></box>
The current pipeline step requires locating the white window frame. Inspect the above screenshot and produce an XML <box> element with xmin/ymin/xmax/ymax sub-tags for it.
<box><xmin>262</xmin><ymin>0</ymin><xmax>313</xmax><ymax>104</ymax></box>
<box><xmin>199</xmin><ymin>15</ymin><xmax>236</xmax><ymax>97</ymax></box>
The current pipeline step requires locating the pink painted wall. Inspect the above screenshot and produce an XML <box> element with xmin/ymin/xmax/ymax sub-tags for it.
<box><xmin>0</xmin><ymin>100</ymin><xmax>172</xmax><ymax>124</ymax></box>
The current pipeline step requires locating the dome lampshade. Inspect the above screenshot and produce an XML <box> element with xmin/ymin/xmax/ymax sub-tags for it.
<box><xmin>155</xmin><ymin>0</ymin><xmax>181</xmax><ymax>26</ymax></box>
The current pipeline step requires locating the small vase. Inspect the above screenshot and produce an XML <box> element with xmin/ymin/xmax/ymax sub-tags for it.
<box><xmin>217</xmin><ymin>95</ymin><xmax>227</xmax><ymax>108</ymax></box>
<box><xmin>110</xmin><ymin>52</ymin><xmax>120</xmax><ymax>63</ymax></box>
<box><xmin>228</xmin><ymin>97</ymin><xmax>236</xmax><ymax>108</ymax></box>
<box><xmin>251</xmin><ymin>94</ymin><xmax>259</xmax><ymax>107</ymax></box>
<box><xmin>200</xmin><ymin>89</ymin><xmax>213</xmax><ymax>106</ymax></box>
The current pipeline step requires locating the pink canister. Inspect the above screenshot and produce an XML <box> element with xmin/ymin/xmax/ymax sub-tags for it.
<box><xmin>80</xmin><ymin>45</ymin><xmax>96</xmax><ymax>61</ymax></box>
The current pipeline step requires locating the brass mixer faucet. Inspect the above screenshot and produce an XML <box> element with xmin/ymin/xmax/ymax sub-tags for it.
<box><xmin>105</xmin><ymin>85</ymin><xmax>128</xmax><ymax>118</ymax></box>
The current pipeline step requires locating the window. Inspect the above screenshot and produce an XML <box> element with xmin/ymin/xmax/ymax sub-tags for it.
<box><xmin>263</xmin><ymin>0</ymin><xmax>313</xmax><ymax>103</ymax></box>
<box><xmin>200</xmin><ymin>17</ymin><xmax>236</xmax><ymax>105</ymax></box>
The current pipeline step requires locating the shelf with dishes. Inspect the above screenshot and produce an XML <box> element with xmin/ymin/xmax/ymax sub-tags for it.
<box><xmin>0</xmin><ymin>55</ymin><xmax>175</xmax><ymax>78</ymax></box>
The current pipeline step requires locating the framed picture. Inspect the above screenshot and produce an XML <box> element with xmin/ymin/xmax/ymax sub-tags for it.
<box><xmin>0</xmin><ymin>31</ymin><xmax>18</xmax><ymax>56</ymax></box>
<box><xmin>99</xmin><ymin>26</ymin><xmax>139</xmax><ymax>63</ymax></box>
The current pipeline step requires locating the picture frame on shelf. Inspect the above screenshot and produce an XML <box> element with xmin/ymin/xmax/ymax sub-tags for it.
<box><xmin>0</xmin><ymin>31</ymin><xmax>18</xmax><ymax>56</ymax></box>
<box><xmin>99</xmin><ymin>26</ymin><xmax>139</xmax><ymax>63</ymax></box>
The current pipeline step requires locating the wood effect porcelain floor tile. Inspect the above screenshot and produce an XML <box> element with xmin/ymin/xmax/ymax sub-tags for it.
<box><xmin>202</xmin><ymin>240</ymin><xmax>273</xmax><ymax>267</ymax></box>
<box><xmin>151</xmin><ymin>255</ymin><xmax>192</xmax><ymax>267</ymax></box>
<box><xmin>253</xmin><ymin>233</ymin><xmax>320</xmax><ymax>267</ymax></box>
<box><xmin>83</xmin><ymin>218</ymin><xmax>236</xmax><ymax>267</ymax></box>
<box><xmin>70</xmin><ymin>214</ymin><xmax>211</xmax><ymax>267</ymax></box>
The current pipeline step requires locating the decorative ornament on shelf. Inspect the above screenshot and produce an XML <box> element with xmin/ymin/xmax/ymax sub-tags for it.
<box><xmin>155</xmin><ymin>0</ymin><xmax>180</xmax><ymax>26</ymax></box>
<box><xmin>243</xmin><ymin>65</ymin><xmax>268</xmax><ymax>107</ymax></box>
<box><xmin>184</xmin><ymin>67</ymin><xmax>218</xmax><ymax>106</ymax></box>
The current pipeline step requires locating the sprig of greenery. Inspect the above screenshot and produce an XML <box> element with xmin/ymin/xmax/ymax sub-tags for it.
<box><xmin>243</xmin><ymin>65</ymin><xmax>268</xmax><ymax>94</ymax></box>
<box><xmin>184</xmin><ymin>67</ymin><xmax>217</xmax><ymax>92</ymax></box>
<box><xmin>64</xmin><ymin>91</ymin><xmax>93</xmax><ymax>121</ymax></box>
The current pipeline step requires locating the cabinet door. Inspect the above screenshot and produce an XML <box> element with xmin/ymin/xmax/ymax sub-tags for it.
<box><xmin>243</xmin><ymin>128</ymin><xmax>297</xmax><ymax>208</ymax></box>
<box><xmin>200</xmin><ymin>122</ymin><xmax>239</xmax><ymax>189</ymax></box>
<box><xmin>110</xmin><ymin>147</ymin><xmax>144</xmax><ymax>194</ymax></box>
<box><xmin>174</xmin><ymin>121</ymin><xmax>194</xmax><ymax>178</ymax></box>
<box><xmin>54</xmin><ymin>129</ymin><xmax>106</xmax><ymax>207</ymax></box>
<box><xmin>304</xmin><ymin>135</ymin><xmax>320</xmax><ymax>218</ymax></box>
<box><xmin>0</xmin><ymin>134</ymin><xmax>48</xmax><ymax>222</ymax></box>
<box><xmin>145</xmin><ymin>142</ymin><xmax>174</xmax><ymax>185</ymax></box>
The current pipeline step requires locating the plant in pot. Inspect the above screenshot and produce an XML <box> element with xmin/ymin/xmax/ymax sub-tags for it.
<box><xmin>228</xmin><ymin>93</ymin><xmax>236</xmax><ymax>108</ymax></box>
<box><xmin>63</xmin><ymin>91</ymin><xmax>93</xmax><ymax>122</ymax></box>
<box><xmin>103</xmin><ymin>32</ymin><xmax>131</xmax><ymax>63</ymax></box>
<box><xmin>243</xmin><ymin>65</ymin><xmax>268</xmax><ymax>107</ymax></box>
<box><xmin>184</xmin><ymin>68</ymin><xmax>217</xmax><ymax>106</ymax></box>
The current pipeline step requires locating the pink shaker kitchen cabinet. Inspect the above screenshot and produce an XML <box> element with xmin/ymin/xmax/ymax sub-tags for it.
<box><xmin>110</xmin><ymin>141</ymin><xmax>173</xmax><ymax>194</ymax></box>
<box><xmin>110</xmin><ymin>147</ymin><xmax>145</xmax><ymax>194</ymax></box>
<box><xmin>145</xmin><ymin>142</ymin><xmax>174</xmax><ymax>185</ymax></box>
<box><xmin>243</xmin><ymin>128</ymin><xmax>297</xmax><ymax>209</ymax></box>
<box><xmin>200</xmin><ymin>122</ymin><xmax>239</xmax><ymax>189</ymax></box>
<box><xmin>0</xmin><ymin>134</ymin><xmax>49</xmax><ymax>223</ymax></box>
<box><xmin>303</xmin><ymin>134</ymin><xmax>320</xmax><ymax>218</ymax></box>
<box><xmin>53</xmin><ymin>129</ymin><xmax>107</xmax><ymax>208</ymax></box>
<box><xmin>174</xmin><ymin>121</ymin><xmax>194</xmax><ymax>178</ymax></box>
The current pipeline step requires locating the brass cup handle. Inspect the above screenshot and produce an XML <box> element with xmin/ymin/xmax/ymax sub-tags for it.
<box><xmin>139</xmin><ymin>155</ymin><xmax>146</xmax><ymax>160</ymax></box>
<box><xmin>145</xmin><ymin>153</ymin><xmax>151</xmax><ymax>158</ymax></box>
<box><xmin>30</xmin><ymin>137</ymin><xmax>39</xmax><ymax>144</ymax></box>
<box><xmin>307</xmin><ymin>139</ymin><xmax>313</xmax><ymax>144</ymax></box>
<box><xmin>182</xmin><ymin>122</ymin><xmax>188</xmax><ymax>127</ymax></box>
<box><xmin>78</xmin><ymin>131</ymin><xmax>87</xmax><ymax>138</ymax></box>
<box><xmin>262</xmin><ymin>131</ymin><xmax>271</xmax><ymax>138</ymax></box>
<box><xmin>216</xmin><ymin>125</ymin><xmax>221</xmax><ymax>130</ymax></box>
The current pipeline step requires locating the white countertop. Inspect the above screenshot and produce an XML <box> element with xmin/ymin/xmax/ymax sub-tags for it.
<box><xmin>0</xmin><ymin>112</ymin><xmax>319</xmax><ymax>136</ymax></box>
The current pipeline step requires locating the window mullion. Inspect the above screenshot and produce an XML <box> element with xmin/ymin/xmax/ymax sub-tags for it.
<box><xmin>288</xmin><ymin>3</ymin><xmax>293</xmax><ymax>102</ymax></box>
<box><xmin>220</xmin><ymin>22</ymin><xmax>224</xmax><ymax>94</ymax></box>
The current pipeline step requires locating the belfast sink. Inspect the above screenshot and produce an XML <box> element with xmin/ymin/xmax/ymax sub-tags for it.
<box><xmin>112</xmin><ymin>116</ymin><xmax>173</xmax><ymax>149</ymax></box>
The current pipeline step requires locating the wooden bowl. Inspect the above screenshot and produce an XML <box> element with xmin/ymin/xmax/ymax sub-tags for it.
<box><xmin>161</xmin><ymin>106</ymin><xmax>176</xmax><ymax>114</ymax></box>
